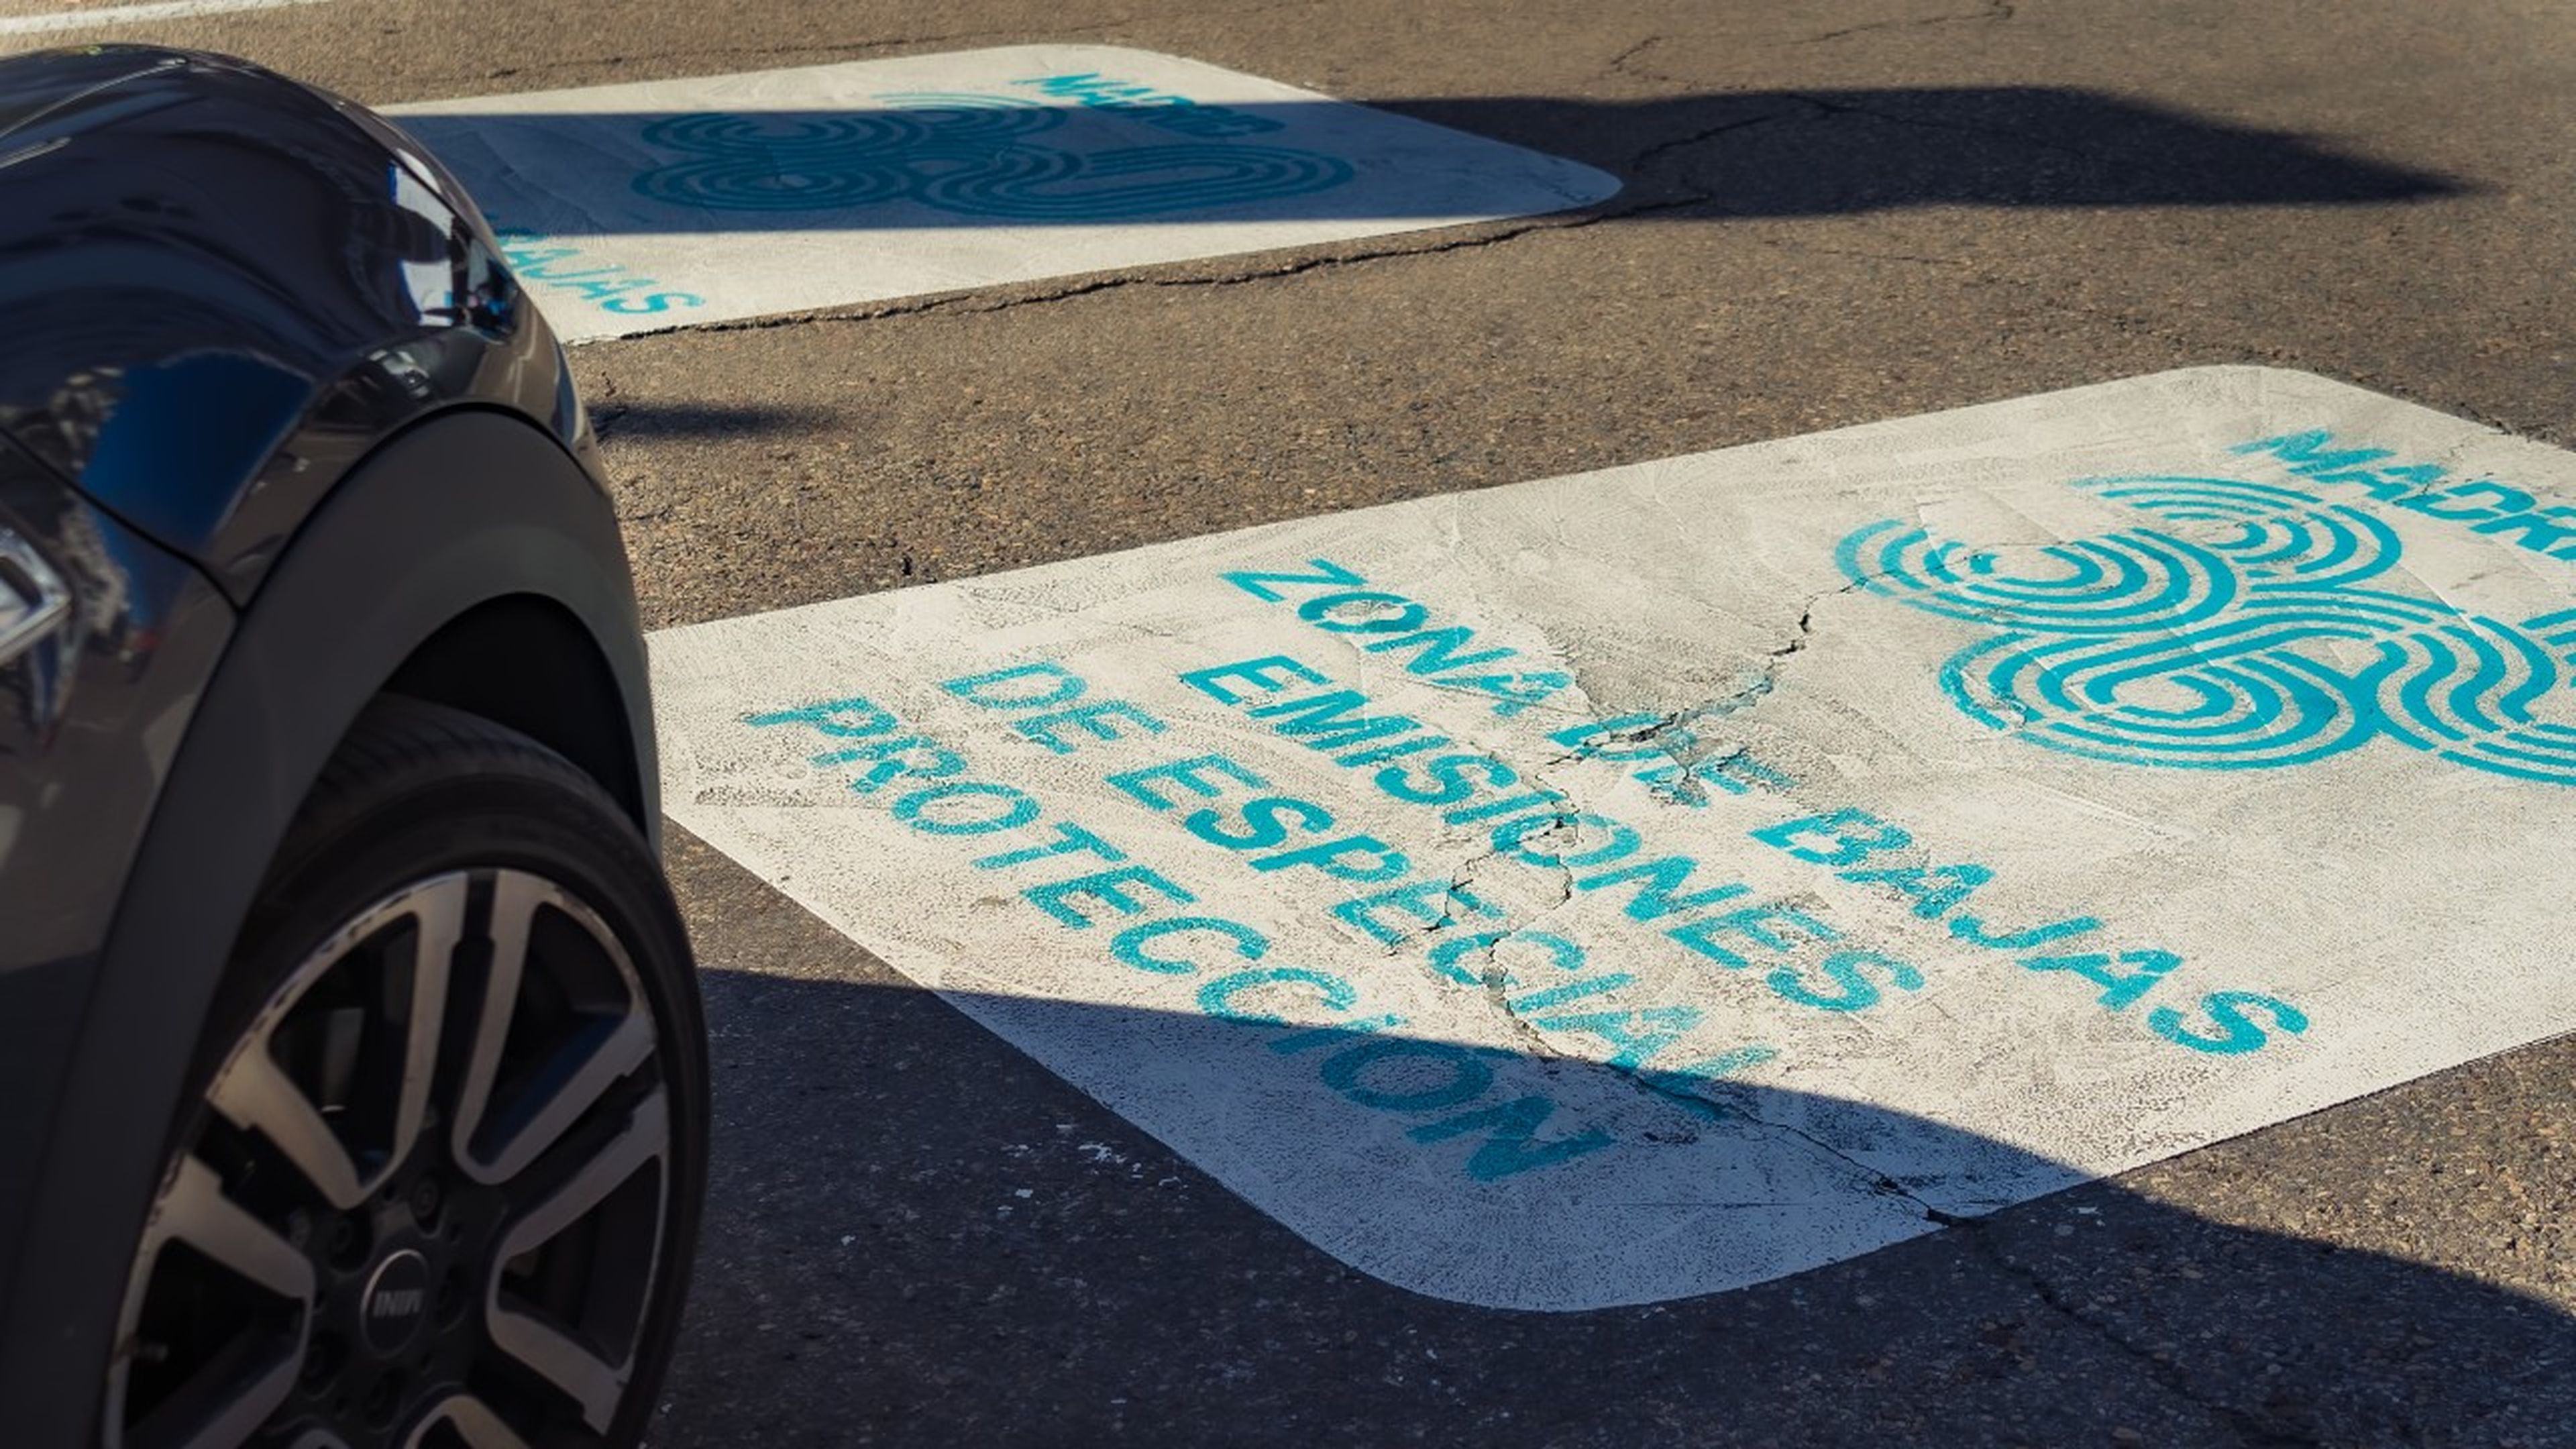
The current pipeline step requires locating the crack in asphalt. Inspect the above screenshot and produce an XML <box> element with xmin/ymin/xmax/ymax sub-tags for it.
<box><xmin>1784</xmin><ymin>241</ymin><xmax>1977</xmax><ymax>268</ymax></box>
<box><xmin>1935</xmin><ymin>1213</ymin><xmax>2332</xmax><ymax>1446</ymax></box>
<box><xmin>1798</xmin><ymin>0</ymin><xmax>2017</xmax><ymax>46</ymax></box>
<box><xmin>1605</xmin><ymin>2</ymin><xmax>2014</xmax><ymax>78</ymax></box>
<box><xmin>1533</xmin><ymin>576</ymin><xmax>1860</xmax><ymax>806</ymax></box>
<box><xmin>1401</xmin><ymin>765</ymin><xmax>1755</xmax><ymax>1125</ymax></box>
<box><xmin>1628</xmin><ymin>109</ymin><xmax>1797</xmax><ymax>179</ymax></box>
<box><xmin>620</xmin><ymin>192</ymin><xmax>1717</xmax><ymax>341</ymax></box>
<box><xmin>587</xmin><ymin>366</ymin><xmax>629</xmax><ymax>443</ymax></box>
<box><xmin>1785</xmin><ymin>89</ymin><xmax>2104</xmax><ymax>167</ymax></box>
<box><xmin>1601</xmin><ymin>32</ymin><xmax>1670</xmax><ymax>83</ymax></box>
<box><xmin>1724</xmin><ymin>1102</ymin><xmax>1948</xmax><ymax>1218</ymax></box>
<box><xmin>1603</xmin><ymin>580</ymin><xmax>1845</xmax><ymax>752</ymax></box>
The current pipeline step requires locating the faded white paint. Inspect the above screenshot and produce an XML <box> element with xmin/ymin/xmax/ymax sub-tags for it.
<box><xmin>388</xmin><ymin>47</ymin><xmax>1620</xmax><ymax>341</ymax></box>
<box><xmin>0</xmin><ymin>0</ymin><xmax>335</xmax><ymax>34</ymax></box>
<box><xmin>653</xmin><ymin>368</ymin><xmax>2576</xmax><ymax>1308</ymax></box>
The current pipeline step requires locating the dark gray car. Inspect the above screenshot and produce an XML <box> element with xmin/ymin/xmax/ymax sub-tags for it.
<box><xmin>0</xmin><ymin>46</ymin><xmax>708</xmax><ymax>1448</ymax></box>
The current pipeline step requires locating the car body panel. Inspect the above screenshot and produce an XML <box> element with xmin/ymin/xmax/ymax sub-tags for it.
<box><xmin>0</xmin><ymin>47</ymin><xmax>669</xmax><ymax>1440</ymax></box>
<box><xmin>0</xmin><ymin>44</ymin><xmax>593</xmax><ymax>603</ymax></box>
<box><xmin>0</xmin><ymin>430</ymin><xmax>232</xmax><ymax>1334</ymax></box>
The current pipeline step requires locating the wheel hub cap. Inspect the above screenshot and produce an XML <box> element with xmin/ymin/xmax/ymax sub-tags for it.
<box><xmin>356</xmin><ymin>1250</ymin><xmax>432</xmax><ymax>1358</ymax></box>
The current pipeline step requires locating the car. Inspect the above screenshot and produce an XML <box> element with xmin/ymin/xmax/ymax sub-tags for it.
<box><xmin>0</xmin><ymin>45</ymin><xmax>708</xmax><ymax>1448</ymax></box>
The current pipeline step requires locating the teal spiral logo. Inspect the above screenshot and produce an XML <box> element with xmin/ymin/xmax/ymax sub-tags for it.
<box><xmin>631</xmin><ymin>93</ymin><xmax>1353</xmax><ymax>220</ymax></box>
<box><xmin>1837</xmin><ymin>476</ymin><xmax>2576</xmax><ymax>783</ymax></box>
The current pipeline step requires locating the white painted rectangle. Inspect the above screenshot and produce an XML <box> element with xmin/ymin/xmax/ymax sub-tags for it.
<box><xmin>652</xmin><ymin>368</ymin><xmax>2576</xmax><ymax>1308</ymax></box>
<box><xmin>387</xmin><ymin>47</ymin><xmax>1620</xmax><ymax>341</ymax></box>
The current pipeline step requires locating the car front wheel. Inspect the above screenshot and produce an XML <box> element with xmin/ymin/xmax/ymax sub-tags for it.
<box><xmin>105</xmin><ymin>698</ymin><xmax>707</xmax><ymax>1449</ymax></box>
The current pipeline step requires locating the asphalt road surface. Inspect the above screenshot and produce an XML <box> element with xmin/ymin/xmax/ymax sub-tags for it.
<box><xmin>15</xmin><ymin>1</ymin><xmax>2576</xmax><ymax>1444</ymax></box>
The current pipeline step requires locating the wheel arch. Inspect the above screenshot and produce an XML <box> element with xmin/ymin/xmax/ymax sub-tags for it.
<box><xmin>0</xmin><ymin>407</ymin><xmax>659</xmax><ymax>1442</ymax></box>
<box><xmin>381</xmin><ymin>592</ymin><xmax>649</xmax><ymax>828</ymax></box>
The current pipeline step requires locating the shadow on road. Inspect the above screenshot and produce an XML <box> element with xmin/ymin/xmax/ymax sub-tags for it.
<box><xmin>402</xmin><ymin>87</ymin><xmax>2460</xmax><ymax>237</ymax></box>
<box><xmin>658</xmin><ymin>949</ymin><xmax>2575</xmax><ymax>1446</ymax></box>
<box><xmin>591</xmin><ymin>400</ymin><xmax>827</xmax><ymax>443</ymax></box>
<box><xmin>1382</xmin><ymin>87</ymin><xmax>2467</xmax><ymax>213</ymax></box>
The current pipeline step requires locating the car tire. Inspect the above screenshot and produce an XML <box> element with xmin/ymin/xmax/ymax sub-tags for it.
<box><xmin>105</xmin><ymin>695</ymin><xmax>706</xmax><ymax>1449</ymax></box>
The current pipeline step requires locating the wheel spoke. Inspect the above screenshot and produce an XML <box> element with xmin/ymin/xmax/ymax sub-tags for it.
<box><xmin>208</xmin><ymin>877</ymin><xmax>466</xmax><ymax>1209</ymax></box>
<box><xmin>107</xmin><ymin>1157</ymin><xmax>315</xmax><ymax>1449</ymax></box>
<box><xmin>484</xmin><ymin>1088</ymin><xmax>668</xmax><ymax>1432</ymax></box>
<box><xmin>204</xmin><ymin>1054</ymin><xmax>372</xmax><ymax>1212</ymax></box>
<box><xmin>164</xmin><ymin>1355</ymin><xmax>305</xmax><ymax>1449</ymax></box>
<box><xmin>450</xmin><ymin>872</ymin><xmax>654</xmax><ymax>1185</ymax></box>
<box><xmin>154</xmin><ymin>1156</ymin><xmax>317</xmax><ymax>1302</ymax></box>
<box><xmin>403</xmin><ymin>1393</ymin><xmax>534</xmax><ymax>1449</ymax></box>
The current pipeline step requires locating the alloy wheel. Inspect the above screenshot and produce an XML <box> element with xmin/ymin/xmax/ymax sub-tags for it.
<box><xmin>107</xmin><ymin>867</ymin><xmax>676</xmax><ymax>1449</ymax></box>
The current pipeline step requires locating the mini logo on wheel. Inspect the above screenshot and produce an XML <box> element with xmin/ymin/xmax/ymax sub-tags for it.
<box><xmin>358</xmin><ymin>1248</ymin><xmax>434</xmax><ymax>1356</ymax></box>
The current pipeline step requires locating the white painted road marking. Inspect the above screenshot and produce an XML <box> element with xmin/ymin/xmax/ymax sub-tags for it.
<box><xmin>0</xmin><ymin>0</ymin><xmax>333</xmax><ymax>34</ymax></box>
<box><xmin>652</xmin><ymin>368</ymin><xmax>2576</xmax><ymax>1308</ymax></box>
<box><xmin>388</xmin><ymin>46</ymin><xmax>1620</xmax><ymax>341</ymax></box>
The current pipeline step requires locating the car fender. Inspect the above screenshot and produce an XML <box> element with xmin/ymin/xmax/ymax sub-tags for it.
<box><xmin>0</xmin><ymin>409</ymin><xmax>653</xmax><ymax>1443</ymax></box>
<box><xmin>0</xmin><ymin>45</ymin><xmax>590</xmax><ymax>603</ymax></box>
